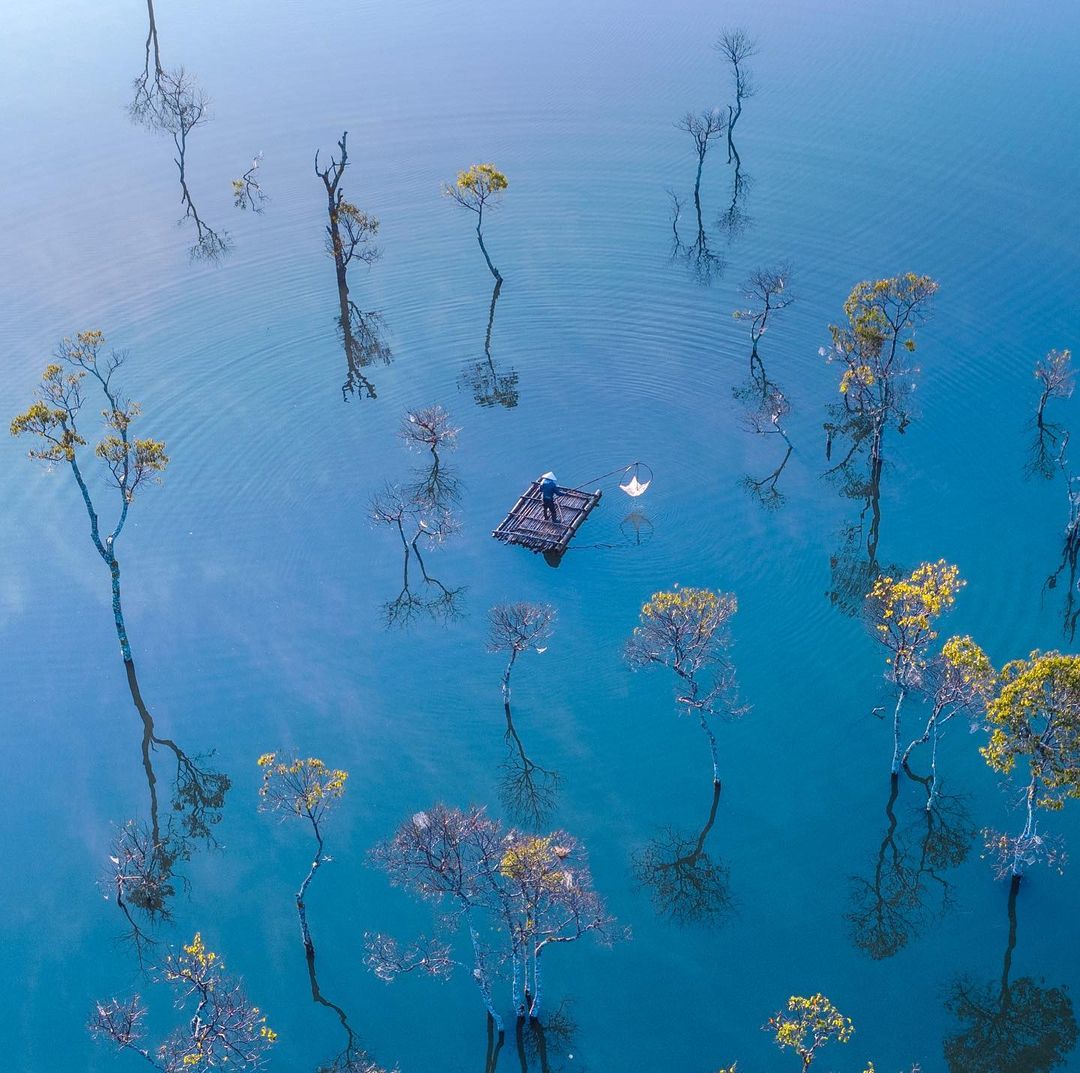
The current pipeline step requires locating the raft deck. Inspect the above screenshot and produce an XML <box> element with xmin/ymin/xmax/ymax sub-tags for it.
<box><xmin>492</xmin><ymin>482</ymin><xmax>602</xmax><ymax>554</ymax></box>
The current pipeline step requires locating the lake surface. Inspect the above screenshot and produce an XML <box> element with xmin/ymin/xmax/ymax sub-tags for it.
<box><xmin>2</xmin><ymin>1</ymin><xmax>1080</xmax><ymax>1070</ymax></box>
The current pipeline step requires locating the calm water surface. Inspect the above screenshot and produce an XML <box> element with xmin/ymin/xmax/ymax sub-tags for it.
<box><xmin>2</xmin><ymin>1</ymin><xmax>1080</xmax><ymax>1070</ymax></box>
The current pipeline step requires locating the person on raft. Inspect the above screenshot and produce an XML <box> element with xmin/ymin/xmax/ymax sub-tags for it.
<box><xmin>540</xmin><ymin>471</ymin><xmax>560</xmax><ymax>522</ymax></box>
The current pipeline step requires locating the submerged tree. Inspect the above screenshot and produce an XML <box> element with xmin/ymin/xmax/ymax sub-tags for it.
<box><xmin>445</xmin><ymin>163</ymin><xmax>509</xmax><ymax>283</ymax></box>
<box><xmin>367</xmin><ymin>805</ymin><xmax>614</xmax><ymax>1030</ymax></box>
<box><xmin>400</xmin><ymin>404</ymin><xmax>462</xmax><ymax>506</ymax></box>
<box><xmin>945</xmin><ymin>879</ymin><xmax>1078</xmax><ymax>1073</ymax></box>
<box><xmin>733</xmin><ymin>266</ymin><xmax>795</xmax><ymax>506</ymax></box>
<box><xmin>11</xmin><ymin>331</ymin><xmax>168</xmax><ymax>663</ymax></box>
<box><xmin>766</xmin><ymin>993</ymin><xmax>855</xmax><ymax>1070</ymax></box>
<box><xmin>498</xmin><ymin>831</ymin><xmax>615</xmax><ymax>1021</ymax></box>
<box><xmin>13</xmin><ymin>330</ymin><xmax>229</xmax><ymax>955</ymax></box>
<box><xmin>901</xmin><ymin>635</ymin><xmax>994</xmax><ymax>805</ymax></box>
<box><xmin>670</xmin><ymin>110</ymin><xmax>728</xmax><ymax>282</ymax></box>
<box><xmin>371</xmin><ymin>481</ymin><xmax>463</xmax><ymax>626</ymax></box>
<box><xmin>634</xmin><ymin>782</ymin><xmax>732</xmax><ymax>924</ymax></box>
<box><xmin>461</xmin><ymin>275</ymin><xmax>520</xmax><ymax>408</ymax></box>
<box><xmin>90</xmin><ymin>932</ymin><xmax>277</xmax><ymax>1070</ymax></box>
<box><xmin>980</xmin><ymin>651</ymin><xmax>1080</xmax><ymax>880</ymax></box>
<box><xmin>257</xmin><ymin>754</ymin><xmax>348</xmax><ymax>956</ymax></box>
<box><xmin>823</xmin><ymin>274</ymin><xmax>940</xmax><ymax>575</ymax></box>
<box><xmin>715</xmin><ymin>28</ymin><xmax>757</xmax><ymax>237</ymax></box>
<box><xmin>625</xmin><ymin>587</ymin><xmax>742</xmax><ymax>785</ymax></box>
<box><xmin>256</xmin><ymin>754</ymin><xmax>365</xmax><ymax>1070</ymax></box>
<box><xmin>865</xmin><ymin>560</ymin><xmax>964</xmax><ymax>777</ymax></box>
<box><xmin>489</xmin><ymin>603</ymin><xmax>560</xmax><ymax>826</ymax></box>
<box><xmin>316</xmin><ymin>131</ymin><xmax>391</xmax><ymax>400</ymax></box>
<box><xmin>1028</xmin><ymin>348</ymin><xmax>1074</xmax><ymax>480</ymax></box>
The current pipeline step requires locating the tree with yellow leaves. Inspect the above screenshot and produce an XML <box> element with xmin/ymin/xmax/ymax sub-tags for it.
<box><xmin>626</xmin><ymin>586</ymin><xmax>742</xmax><ymax>785</ymax></box>
<box><xmin>444</xmin><ymin>163</ymin><xmax>509</xmax><ymax>283</ymax></box>
<box><xmin>979</xmin><ymin>651</ymin><xmax>1080</xmax><ymax>881</ymax></box>
<box><xmin>766</xmin><ymin>993</ymin><xmax>855</xmax><ymax>1069</ymax></box>
<box><xmin>11</xmin><ymin>331</ymin><xmax>168</xmax><ymax>664</ymax></box>
<box><xmin>865</xmin><ymin>560</ymin><xmax>964</xmax><ymax>777</ymax></box>
<box><xmin>257</xmin><ymin>754</ymin><xmax>348</xmax><ymax>955</ymax></box>
<box><xmin>823</xmin><ymin>275</ymin><xmax>939</xmax><ymax>574</ymax></box>
<box><xmin>90</xmin><ymin>932</ymin><xmax>277</xmax><ymax>1070</ymax></box>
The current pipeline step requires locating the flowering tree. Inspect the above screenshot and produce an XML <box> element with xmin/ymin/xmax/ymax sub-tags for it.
<box><xmin>625</xmin><ymin>587</ymin><xmax>742</xmax><ymax>785</ymax></box>
<box><xmin>257</xmin><ymin>754</ymin><xmax>348</xmax><ymax>955</ymax></box>
<box><xmin>865</xmin><ymin>560</ymin><xmax>964</xmax><ymax>776</ymax></box>
<box><xmin>766</xmin><ymin>993</ymin><xmax>855</xmax><ymax>1070</ymax></box>
<box><xmin>444</xmin><ymin>163</ymin><xmax>509</xmax><ymax>282</ymax></box>
<box><xmin>11</xmin><ymin>331</ymin><xmax>168</xmax><ymax>664</ymax></box>
<box><xmin>980</xmin><ymin>651</ymin><xmax>1080</xmax><ymax>881</ymax></box>
<box><xmin>90</xmin><ymin>933</ymin><xmax>277</xmax><ymax>1070</ymax></box>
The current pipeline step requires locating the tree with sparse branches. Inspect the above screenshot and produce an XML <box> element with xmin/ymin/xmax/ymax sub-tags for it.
<box><xmin>257</xmin><ymin>754</ymin><xmax>348</xmax><ymax>956</ymax></box>
<box><xmin>733</xmin><ymin>266</ymin><xmax>795</xmax><ymax>507</ymax></box>
<box><xmin>715</xmin><ymin>29</ymin><xmax>757</xmax><ymax>163</ymax></box>
<box><xmin>11</xmin><ymin>331</ymin><xmax>168</xmax><ymax>664</ymax></box>
<box><xmin>488</xmin><ymin>602</ymin><xmax>560</xmax><ymax>826</ymax></box>
<box><xmin>89</xmin><ymin>933</ymin><xmax>277</xmax><ymax>1070</ymax></box>
<box><xmin>626</xmin><ymin>587</ymin><xmax>742</xmax><ymax>785</ymax></box>
<box><xmin>445</xmin><ymin>163</ymin><xmax>509</xmax><ymax>282</ymax></box>
<box><xmin>316</xmin><ymin>131</ymin><xmax>390</xmax><ymax>400</ymax></box>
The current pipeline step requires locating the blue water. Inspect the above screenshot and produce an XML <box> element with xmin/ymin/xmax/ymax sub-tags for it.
<box><xmin>2</xmin><ymin>1</ymin><xmax>1080</xmax><ymax>1070</ymax></box>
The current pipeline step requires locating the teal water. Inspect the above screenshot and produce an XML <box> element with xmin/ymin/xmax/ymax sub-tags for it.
<box><xmin>2</xmin><ymin>1</ymin><xmax>1080</xmax><ymax>1070</ymax></box>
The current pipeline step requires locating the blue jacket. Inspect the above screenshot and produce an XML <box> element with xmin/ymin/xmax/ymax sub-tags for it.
<box><xmin>540</xmin><ymin>477</ymin><xmax>558</xmax><ymax>502</ymax></box>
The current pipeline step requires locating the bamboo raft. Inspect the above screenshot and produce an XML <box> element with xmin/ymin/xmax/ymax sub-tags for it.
<box><xmin>492</xmin><ymin>481</ymin><xmax>602</xmax><ymax>554</ymax></box>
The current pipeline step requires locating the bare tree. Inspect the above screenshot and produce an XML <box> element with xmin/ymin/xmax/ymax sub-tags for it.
<box><xmin>733</xmin><ymin>267</ymin><xmax>794</xmax><ymax>507</ymax></box>
<box><xmin>315</xmin><ymin>131</ymin><xmax>391</xmax><ymax>400</ymax></box>
<box><xmin>367</xmin><ymin>805</ymin><xmax>510</xmax><ymax>1032</ymax></box>
<box><xmin>489</xmin><ymin>602</ymin><xmax>559</xmax><ymax>826</ymax></box>
<box><xmin>371</xmin><ymin>482</ymin><xmax>464</xmax><ymax>626</ymax></box>
<box><xmin>715</xmin><ymin>29</ymin><xmax>757</xmax><ymax>164</ymax></box>
<box><xmin>400</xmin><ymin>404</ymin><xmax>462</xmax><ymax>506</ymax></box>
